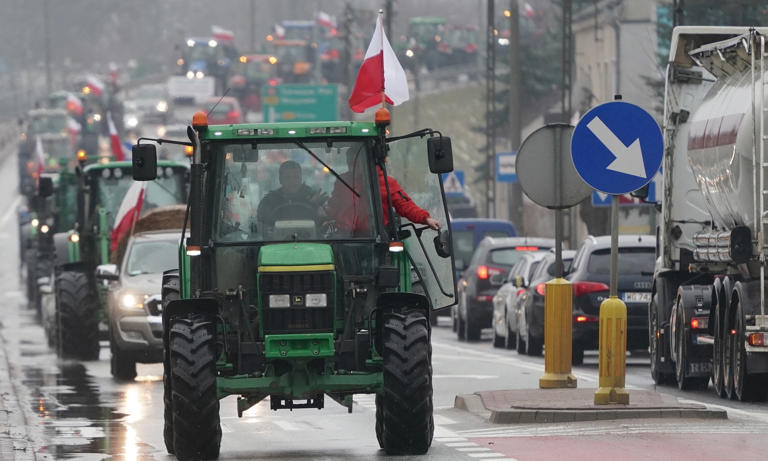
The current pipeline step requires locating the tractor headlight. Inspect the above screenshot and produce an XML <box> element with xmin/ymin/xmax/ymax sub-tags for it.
<box><xmin>39</xmin><ymin>224</ymin><xmax>50</xmax><ymax>234</ymax></box>
<box><xmin>31</xmin><ymin>218</ymin><xmax>39</xmax><ymax>228</ymax></box>
<box><xmin>156</xmin><ymin>100</ymin><xmax>168</xmax><ymax>112</ymax></box>
<box><xmin>268</xmin><ymin>294</ymin><xmax>290</xmax><ymax>308</ymax></box>
<box><xmin>186</xmin><ymin>71</ymin><xmax>195</xmax><ymax>79</ymax></box>
<box><xmin>305</xmin><ymin>293</ymin><xmax>327</xmax><ymax>307</ymax></box>
<box><xmin>195</xmin><ymin>71</ymin><xmax>205</xmax><ymax>79</ymax></box>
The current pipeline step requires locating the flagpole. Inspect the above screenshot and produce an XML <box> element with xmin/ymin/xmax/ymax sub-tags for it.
<box><xmin>379</xmin><ymin>9</ymin><xmax>386</xmax><ymax>108</ymax></box>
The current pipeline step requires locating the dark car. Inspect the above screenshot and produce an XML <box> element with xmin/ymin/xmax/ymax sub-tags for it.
<box><xmin>567</xmin><ymin>235</ymin><xmax>656</xmax><ymax>365</ymax></box>
<box><xmin>492</xmin><ymin>250</ymin><xmax>549</xmax><ymax>350</ymax></box>
<box><xmin>511</xmin><ymin>249</ymin><xmax>576</xmax><ymax>356</ymax></box>
<box><xmin>454</xmin><ymin>236</ymin><xmax>554</xmax><ymax>340</ymax></box>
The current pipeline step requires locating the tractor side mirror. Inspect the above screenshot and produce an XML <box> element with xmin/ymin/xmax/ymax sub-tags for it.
<box><xmin>433</xmin><ymin>230</ymin><xmax>451</xmax><ymax>258</ymax></box>
<box><xmin>95</xmin><ymin>264</ymin><xmax>120</xmax><ymax>281</ymax></box>
<box><xmin>427</xmin><ymin>136</ymin><xmax>453</xmax><ymax>174</ymax></box>
<box><xmin>38</xmin><ymin>176</ymin><xmax>54</xmax><ymax>198</ymax></box>
<box><xmin>132</xmin><ymin>144</ymin><xmax>157</xmax><ymax>181</ymax></box>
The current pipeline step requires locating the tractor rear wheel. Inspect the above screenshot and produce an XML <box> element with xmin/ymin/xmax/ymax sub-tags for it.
<box><xmin>377</xmin><ymin>309</ymin><xmax>433</xmax><ymax>455</ymax></box>
<box><xmin>56</xmin><ymin>270</ymin><xmax>100</xmax><ymax>360</ymax></box>
<box><xmin>170</xmin><ymin>313</ymin><xmax>221</xmax><ymax>460</ymax></box>
<box><xmin>162</xmin><ymin>271</ymin><xmax>179</xmax><ymax>454</ymax></box>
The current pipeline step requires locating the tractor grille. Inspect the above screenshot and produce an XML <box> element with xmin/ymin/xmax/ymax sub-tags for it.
<box><xmin>259</xmin><ymin>271</ymin><xmax>335</xmax><ymax>334</ymax></box>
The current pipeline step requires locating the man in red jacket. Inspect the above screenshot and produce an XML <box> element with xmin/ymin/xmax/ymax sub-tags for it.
<box><xmin>326</xmin><ymin>148</ymin><xmax>440</xmax><ymax>236</ymax></box>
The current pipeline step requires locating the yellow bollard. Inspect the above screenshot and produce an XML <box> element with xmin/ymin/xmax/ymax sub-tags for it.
<box><xmin>594</xmin><ymin>296</ymin><xmax>629</xmax><ymax>404</ymax></box>
<box><xmin>539</xmin><ymin>278</ymin><xmax>577</xmax><ymax>388</ymax></box>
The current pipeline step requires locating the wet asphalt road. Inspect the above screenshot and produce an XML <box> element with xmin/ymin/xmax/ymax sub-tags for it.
<box><xmin>2</xmin><ymin>135</ymin><xmax>768</xmax><ymax>461</ymax></box>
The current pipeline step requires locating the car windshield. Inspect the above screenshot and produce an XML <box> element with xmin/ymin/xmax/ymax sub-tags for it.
<box><xmin>587</xmin><ymin>247</ymin><xmax>655</xmax><ymax>275</ymax></box>
<box><xmin>489</xmin><ymin>248</ymin><xmax>537</xmax><ymax>268</ymax></box>
<box><xmin>91</xmin><ymin>167</ymin><xmax>187</xmax><ymax>228</ymax></box>
<box><xmin>126</xmin><ymin>239</ymin><xmax>179</xmax><ymax>276</ymax></box>
<box><xmin>187</xmin><ymin>44</ymin><xmax>217</xmax><ymax>61</ymax></box>
<box><xmin>30</xmin><ymin>114</ymin><xmax>68</xmax><ymax>134</ymax></box>
<box><xmin>212</xmin><ymin>140</ymin><xmax>377</xmax><ymax>243</ymax></box>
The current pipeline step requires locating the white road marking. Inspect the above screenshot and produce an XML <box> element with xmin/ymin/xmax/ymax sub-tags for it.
<box><xmin>457</xmin><ymin>446</ymin><xmax>492</xmax><ymax>452</ymax></box>
<box><xmin>433</xmin><ymin>437</ymin><xmax>468</xmax><ymax>442</ymax></box>
<box><xmin>434</xmin><ymin>374</ymin><xmax>498</xmax><ymax>380</ymax></box>
<box><xmin>468</xmin><ymin>453</ymin><xmax>508</xmax><ymax>459</ymax></box>
<box><xmin>0</xmin><ymin>196</ymin><xmax>21</xmax><ymax>227</ymax></box>
<box><xmin>446</xmin><ymin>442</ymin><xmax>478</xmax><ymax>447</ymax></box>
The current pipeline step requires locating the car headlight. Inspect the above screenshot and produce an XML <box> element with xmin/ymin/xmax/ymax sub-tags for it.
<box><xmin>125</xmin><ymin>116</ymin><xmax>138</xmax><ymax>128</ymax></box>
<box><xmin>156</xmin><ymin>100</ymin><xmax>168</xmax><ymax>112</ymax></box>
<box><xmin>120</xmin><ymin>293</ymin><xmax>143</xmax><ymax>309</ymax></box>
<box><xmin>305</xmin><ymin>293</ymin><xmax>327</xmax><ymax>307</ymax></box>
<box><xmin>268</xmin><ymin>294</ymin><xmax>290</xmax><ymax>308</ymax></box>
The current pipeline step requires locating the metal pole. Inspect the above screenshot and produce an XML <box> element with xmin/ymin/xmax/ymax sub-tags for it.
<box><xmin>486</xmin><ymin>0</ymin><xmax>496</xmax><ymax>218</ymax></box>
<box><xmin>554</xmin><ymin>126</ymin><xmax>563</xmax><ymax>278</ymax></box>
<box><xmin>610</xmin><ymin>194</ymin><xmax>619</xmax><ymax>297</ymax></box>
<box><xmin>250</xmin><ymin>0</ymin><xmax>255</xmax><ymax>51</ymax></box>
<box><xmin>43</xmin><ymin>0</ymin><xmax>52</xmax><ymax>96</ymax></box>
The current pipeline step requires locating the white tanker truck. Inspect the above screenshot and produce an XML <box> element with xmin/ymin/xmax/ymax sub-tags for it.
<box><xmin>651</xmin><ymin>26</ymin><xmax>768</xmax><ymax>401</ymax></box>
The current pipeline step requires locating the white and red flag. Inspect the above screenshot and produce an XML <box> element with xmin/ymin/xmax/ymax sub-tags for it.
<box><xmin>274</xmin><ymin>23</ymin><xmax>286</xmax><ymax>39</ymax></box>
<box><xmin>212</xmin><ymin>25</ymin><xmax>234</xmax><ymax>42</ymax></box>
<box><xmin>34</xmin><ymin>135</ymin><xmax>45</xmax><ymax>178</ymax></box>
<box><xmin>348</xmin><ymin>12</ymin><xmax>409</xmax><ymax>113</ymax></box>
<box><xmin>110</xmin><ymin>181</ymin><xmax>146</xmax><ymax>252</ymax></box>
<box><xmin>84</xmin><ymin>75</ymin><xmax>104</xmax><ymax>96</ymax></box>
<box><xmin>66</xmin><ymin>92</ymin><xmax>83</xmax><ymax>116</ymax></box>
<box><xmin>315</xmin><ymin>11</ymin><xmax>336</xmax><ymax>29</ymax></box>
<box><xmin>107</xmin><ymin>111</ymin><xmax>125</xmax><ymax>161</ymax></box>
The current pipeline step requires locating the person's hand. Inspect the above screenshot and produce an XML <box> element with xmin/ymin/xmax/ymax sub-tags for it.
<box><xmin>425</xmin><ymin>217</ymin><xmax>440</xmax><ymax>230</ymax></box>
<box><xmin>310</xmin><ymin>189</ymin><xmax>329</xmax><ymax>206</ymax></box>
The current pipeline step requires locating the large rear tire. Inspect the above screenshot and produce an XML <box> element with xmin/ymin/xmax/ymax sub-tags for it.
<box><xmin>712</xmin><ymin>284</ymin><xmax>726</xmax><ymax>397</ymax></box>
<box><xmin>377</xmin><ymin>309</ymin><xmax>433</xmax><ymax>455</ymax></box>
<box><xmin>673</xmin><ymin>303</ymin><xmax>708</xmax><ymax>390</ymax></box>
<box><xmin>56</xmin><ymin>271</ymin><xmax>100</xmax><ymax>360</ymax></box>
<box><xmin>170</xmin><ymin>313</ymin><xmax>221</xmax><ymax>460</ymax></box>
<box><xmin>731</xmin><ymin>296</ymin><xmax>768</xmax><ymax>401</ymax></box>
<box><xmin>650</xmin><ymin>292</ymin><xmax>674</xmax><ymax>385</ymax></box>
<box><xmin>162</xmin><ymin>271</ymin><xmax>179</xmax><ymax>455</ymax></box>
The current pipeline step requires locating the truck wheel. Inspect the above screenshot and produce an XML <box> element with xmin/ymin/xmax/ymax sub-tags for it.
<box><xmin>723</xmin><ymin>308</ymin><xmax>736</xmax><ymax>400</ymax></box>
<box><xmin>162</xmin><ymin>271</ymin><xmax>180</xmax><ymax>454</ymax></box>
<box><xmin>56</xmin><ymin>271</ymin><xmax>100</xmax><ymax>360</ymax></box>
<box><xmin>712</xmin><ymin>285</ymin><xmax>727</xmax><ymax>397</ymax></box>
<box><xmin>170</xmin><ymin>313</ymin><xmax>221</xmax><ymax>460</ymax></box>
<box><xmin>378</xmin><ymin>309</ymin><xmax>433</xmax><ymax>455</ymax></box>
<box><xmin>674</xmin><ymin>305</ymin><xmax>708</xmax><ymax>390</ymax></box>
<box><xmin>730</xmin><ymin>297</ymin><xmax>767</xmax><ymax>401</ymax></box>
<box><xmin>110</xmin><ymin>337</ymin><xmax>137</xmax><ymax>381</ymax></box>
<box><xmin>649</xmin><ymin>293</ymin><xmax>674</xmax><ymax>384</ymax></box>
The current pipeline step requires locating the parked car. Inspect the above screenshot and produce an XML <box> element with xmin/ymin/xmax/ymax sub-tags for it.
<box><xmin>454</xmin><ymin>236</ymin><xmax>554</xmax><ymax>340</ymax></box>
<box><xmin>491</xmin><ymin>250</ymin><xmax>549</xmax><ymax>350</ymax></box>
<box><xmin>567</xmin><ymin>235</ymin><xmax>656</xmax><ymax>365</ymax></box>
<box><xmin>96</xmin><ymin>230</ymin><xmax>182</xmax><ymax>380</ymax></box>
<box><xmin>511</xmin><ymin>249</ymin><xmax>576</xmax><ymax>356</ymax></box>
<box><xmin>128</xmin><ymin>83</ymin><xmax>171</xmax><ymax>124</ymax></box>
<box><xmin>203</xmin><ymin>96</ymin><xmax>243</xmax><ymax>124</ymax></box>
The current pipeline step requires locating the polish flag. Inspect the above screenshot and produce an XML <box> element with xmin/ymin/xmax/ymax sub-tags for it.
<box><xmin>315</xmin><ymin>11</ymin><xmax>336</xmax><ymax>29</ymax></box>
<box><xmin>84</xmin><ymin>75</ymin><xmax>104</xmax><ymax>96</ymax></box>
<box><xmin>110</xmin><ymin>181</ymin><xmax>146</xmax><ymax>253</ymax></box>
<box><xmin>524</xmin><ymin>3</ymin><xmax>535</xmax><ymax>18</ymax></box>
<box><xmin>107</xmin><ymin>111</ymin><xmax>125</xmax><ymax>161</ymax></box>
<box><xmin>34</xmin><ymin>135</ymin><xmax>45</xmax><ymax>178</ymax></box>
<box><xmin>274</xmin><ymin>24</ymin><xmax>286</xmax><ymax>39</ymax></box>
<box><xmin>212</xmin><ymin>25</ymin><xmax>234</xmax><ymax>42</ymax></box>
<box><xmin>348</xmin><ymin>12</ymin><xmax>409</xmax><ymax>113</ymax></box>
<box><xmin>66</xmin><ymin>92</ymin><xmax>83</xmax><ymax>117</ymax></box>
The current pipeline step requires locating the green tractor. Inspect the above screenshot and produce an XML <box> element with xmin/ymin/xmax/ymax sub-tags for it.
<box><xmin>132</xmin><ymin>112</ymin><xmax>456</xmax><ymax>459</ymax></box>
<box><xmin>47</xmin><ymin>158</ymin><xmax>189</xmax><ymax>359</ymax></box>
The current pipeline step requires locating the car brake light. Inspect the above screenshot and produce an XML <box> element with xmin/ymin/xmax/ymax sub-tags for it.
<box><xmin>476</xmin><ymin>295</ymin><xmax>494</xmax><ymax>302</ymax></box>
<box><xmin>227</xmin><ymin>110</ymin><xmax>239</xmax><ymax>119</ymax></box>
<box><xmin>536</xmin><ymin>283</ymin><xmax>545</xmax><ymax>296</ymax></box>
<box><xmin>690</xmin><ymin>317</ymin><xmax>708</xmax><ymax>330</ymax></box>
<box><xmin>748</xmin><ymin>333</ymin><xmax>767</xmax><ymax>346</ymax></box>
<box><xmin>575</xmin><ymin>314</ymin><xmax>599</xmax><ymax>323</ymax></box>
<box><xmin>516</xmin><ymin>289</ymin><xmax>525</xmax><ymax>297</ymax></box>
<box><xmin>573</xmin><ymin>281</ymin><xmax>609</xmax><ymax>297</ymax></box>
<box><xmin>477</xmin><ymin>265</ymin><xmax>503</xmax><ymax>280</ymax></box>
<box><xmin>515</xmin><ymin>246</ymin><xmax>539</xmax><ymax>251</ymax></box>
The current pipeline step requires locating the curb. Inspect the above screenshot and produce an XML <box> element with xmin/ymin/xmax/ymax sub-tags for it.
<box><xmin>0</xmin><ymin>320</ymin><xmax>37</xmax><ymax>461</ymax></box>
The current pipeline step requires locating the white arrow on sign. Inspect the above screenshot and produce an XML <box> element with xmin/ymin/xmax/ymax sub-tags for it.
<box><xmin>586</xmin><ymin>116</ymin><xmax>646</xmax><ymax>178</ymax></box>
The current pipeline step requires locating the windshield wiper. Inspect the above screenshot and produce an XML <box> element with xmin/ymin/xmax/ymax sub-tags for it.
<box><xmin>294</xmin><ymin>141</ymin><xmax>359</xmax><ymax>198</ymax></box>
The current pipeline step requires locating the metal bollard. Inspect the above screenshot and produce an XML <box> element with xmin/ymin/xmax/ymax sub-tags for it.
<box><xmin>594</xmin><ymin>296</ymin><xmax>629</xmax><ymax>404</ymax></box>
<box><xmin>539</xmin><ymin>278</ymin><xmax>577</xmax><ymax>388</ymax></box>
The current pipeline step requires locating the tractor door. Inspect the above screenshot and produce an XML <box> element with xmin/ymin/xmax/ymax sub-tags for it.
<box><xmin>386</xmin><ymin>136</ymin><xmax>457</xmax><ymax>310</ymax></box>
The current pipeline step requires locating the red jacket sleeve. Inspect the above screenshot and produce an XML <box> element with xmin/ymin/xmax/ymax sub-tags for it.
<box><xmin>379</xmin><ymin>168</ymin><xmax>430</xmax><ymax>224</ymax></box>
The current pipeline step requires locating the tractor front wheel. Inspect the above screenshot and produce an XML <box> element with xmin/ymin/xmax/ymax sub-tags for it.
<box><xmin>56</xmin><ymin>270</ymin><xmax>100</xmax><ymax>360</ymax></box>
<box><xmin>377</xmin><ymin>309</ymin><xmax>433</xmax><ymax>455</ymax></box>
<box><xmin>169</xmin><ymin>313</ymin><xmax>221</xmax><ymax>460</ymax></box>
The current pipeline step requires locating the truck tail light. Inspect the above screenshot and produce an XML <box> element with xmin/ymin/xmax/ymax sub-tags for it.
<box><xmin>748</xmin><ymin>333</ymin><xmax>767</xmax><ymax>346</ymax></box>
<box><xmin>575</xmin><ymin>315</ymin><xmax>599</xmax><ymax>323</ymax></box>
<box><xmin>690</xmin><ymin>317</ymin><xmax>708</xmax><ymax>330</ymax></box>
<box><xmin>573</xmin><ymin>281</ymin><xmax>609</xmax><ymax>297</ymax></box>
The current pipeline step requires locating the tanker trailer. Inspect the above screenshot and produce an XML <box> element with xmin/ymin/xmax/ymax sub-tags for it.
<box><xmin>651</xmin><ymin>26</ymin><xmax>768</xmax><ymax>401</ymax></box>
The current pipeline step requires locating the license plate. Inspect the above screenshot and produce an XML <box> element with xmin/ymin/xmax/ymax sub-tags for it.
<box><xmin>623</xmin><ymin>292</ymin><xmax>651</xmax><ymax>303</ymax></box>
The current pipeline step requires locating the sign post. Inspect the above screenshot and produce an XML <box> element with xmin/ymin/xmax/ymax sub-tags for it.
<box><xmin>517</xmin><ymin>124</ymin><xmax>592</xmax><ymax>389</ymax></box>
<box><xmin>571</xmin><ymin>96</ymin><xmax>663</xmax><ymax>405</ymax></box>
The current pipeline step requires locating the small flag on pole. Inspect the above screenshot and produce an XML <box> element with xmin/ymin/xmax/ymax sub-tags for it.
<box><xmin>110</xmin><ymin>181</ymin><xmax>147</xmax><ymax>253</ymax></box>
<box><xmin>107</xmin><ymin>111</ymin><xmax>124</xmax><ymax>161</ymax></box>
<box><xmin>348</xmin><ymin>11</ymin><xmax>409</xmax><ymax>113</ymax></box>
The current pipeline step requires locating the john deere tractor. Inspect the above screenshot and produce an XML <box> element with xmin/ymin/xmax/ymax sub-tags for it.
<box><xmin>132</xmin><ymin>110</ymin><xmax>456</xmax><ymax>459</ymax></box>
<box><xmin>47</xmin><ymin>157</ymin><xmax>189</xmax><ymax>359</ymax></box>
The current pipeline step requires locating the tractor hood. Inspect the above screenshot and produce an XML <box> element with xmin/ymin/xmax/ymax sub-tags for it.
<box><xmin>258</xmin><ymin>243</ymin><xmax>334</xmax><ymax>269</ymax></box>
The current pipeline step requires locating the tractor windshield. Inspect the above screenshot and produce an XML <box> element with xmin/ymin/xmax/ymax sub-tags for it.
<box><xmin>212</xmin><ymin>140</ymin><xmax>378</xmax><ymax>243</ymax></box>
<box><xmin>90</xmin><ymin>166</ymin><xmax>187</xmax><ymax>228</ymax></box>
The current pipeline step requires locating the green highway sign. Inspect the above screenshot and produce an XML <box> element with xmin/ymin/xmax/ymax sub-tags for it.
<box><xmin>262</xmin><ymin>84</ymin><xmax>339</xmax><ymax>122</ymax></box>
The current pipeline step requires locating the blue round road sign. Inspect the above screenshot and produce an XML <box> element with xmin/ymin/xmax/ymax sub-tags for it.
<box><xmin>571</xmin><ymin>101</ymin><xmax>663</xmax><ymax>195</ymax></box>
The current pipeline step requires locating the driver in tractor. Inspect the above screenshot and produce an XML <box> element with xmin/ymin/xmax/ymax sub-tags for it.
<box><xmin>326</xmin><ymin>147</ymin><xmax>441</xmax><ymax>236</ymax></box>
<box><xmin>256</xmin><ymin>160</ymin><xmax>328</xmax><ymax>236</ymax></box>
